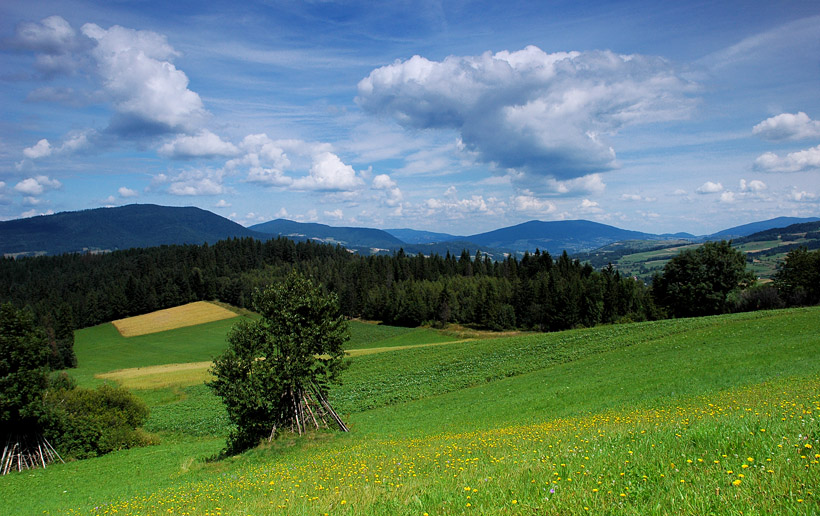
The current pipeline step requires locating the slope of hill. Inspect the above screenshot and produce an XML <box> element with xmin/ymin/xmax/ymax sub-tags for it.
<box><xmin>384</xmin><ymin>228</ymin><xmax>461</xmax><ymax>244</ymax></box>
<box><xmin>463</xmin><ymin>219</ymin><xmax>674</xmax><ymax>254</ymax></box>
<box><xmin>11</xmin><ymin>307</ymin><xmax>819</xmax><ymax>514</ymax></box>
<box><xmin>0</xmin><ymin>204</ymin><xmax>265</xmax><ymax>257</ymax></box>
<box><xmin>708</xmin><ymin>216</ymin><xmax>820</xmax><ymax>238</ymax></box>
<box><xmin>250</xmin><ymin>219</ymin><xmax>404</xmax><ymax>249</ymax></box>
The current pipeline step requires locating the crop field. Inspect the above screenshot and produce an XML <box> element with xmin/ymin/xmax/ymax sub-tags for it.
<box><xmin>112</xmin><ymin>301</ymin><xmax>239</xmax><ymax>337</ymax></box>
<box><xmin>2</xmin><ymin>307</ymin><xmax>819</xmax><ymax>515</ymax></box>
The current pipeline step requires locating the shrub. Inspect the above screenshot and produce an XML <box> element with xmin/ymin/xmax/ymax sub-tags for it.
<box><xmin>45</xmin><ymin>383</ymin><xmax>151</xmax><ymax>459</ymax></box>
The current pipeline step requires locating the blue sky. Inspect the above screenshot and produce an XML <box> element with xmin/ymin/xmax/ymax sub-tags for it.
<box><xmin>1</xmin><ymin>0</ymin><xmax>818</xmax><ymax>235</ymax></box>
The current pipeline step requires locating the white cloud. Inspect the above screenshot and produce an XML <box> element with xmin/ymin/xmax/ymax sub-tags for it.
<box><xmin>292</xmin><ymin>152</ymin><xmax>364</xmax><ymax>192</ymax></box>
<box><xmin>544</xmin><ymin>173</ymin><xmax>606</xmax><ymax>196</ymax></box>
<box><xmin>371</xmin><ymin>174</ymin><xmax>403</xmax><ymax>206</ymax></box>
<box><xmin>696</xmin><ymin>181</ymin><xmax>723</xmax><ymax>194</ymax></box>
<box><xmin>81</xmin><ymin>22</ymin><xmax>207</xmax><ymax>134</ymax></box>
<box><xmin>153</xmin><ymin>169</ymin><xmax>225</xmax><ymax>196</ymax></box>
<box><xmin>753</xmin><ymin>112</ymin><xmax>820</xmax><ymax>141</ymax></box>
<box><xmin>324</xmin><ymin>209</ymin><xmax>344</xmax><ymax>220</ymax></box>
<box><xmin>513</xmin><ymin>194</ymin><xmax>556</xmax><ymax>214</ymax></box>
<box><xmin>11</xmin><ymin>16</ymin><xmax>85</xmax><ymax>76</ymax></box>
<box><xmin>578</xmin><ymin>198</ymin><xmax>603</xmax><ymax>213</ymax></box>
<box><xmin>672</xmin><ymin>188</ymin><xmax>688</xmax><ymax>196</ymax></box>
<box><xmin>424</xmin><ymin>195</ymin><xmax>505</xmax><ymax>219</ymax></box>
<box><xmin>215</xmin><ymin>199</ymin><xmax>231</xmax><ymax>208</ymax></box>
<box><xmin>158</xmin><ymin>130</ymin><xmax>239</xmax><ymax>159</ymax></box>
<box><xmin>358</xmin><ymin>45</ymin><xmax>696</xmax><ymax>183</ymax></box>
<box><xmin>619</xmin><ymin>193</ymin><xmax>657</xmax><ymax>202</ymax></box>
<box><xmin>118</xmin><ymin>186</ymin><xmax>138</xmax><ymax>198</ymax></box>
<box><xmin>14</xmin><ymin>175</ymin><xmax>62</xmax><ymax>196</ymax></box>
<box><xmin>22</xmin><ymin>130</ymin><xmax>94</xmax><ymax>160</ymax></box>
<box><xmin>739</xmin><ymin>179</ymin><xmax>767</xmax><ymax>192</ymax></box>
<box><xmin>788</xmin><ymin>189</ymin><xmax>818</xmax><ymax>202</ymax></box>
<box><xmin>754</xmin><ymin>145</ymin><xmax>820</xmax><ymax>173</ymax></box>
<box><xmin>20</xmin><ymin>209</ymin><xmax>55</xmax><ymax>218</ymax></box>
<box><xmin>719</xmin><ymin>191</ymin><xmax>735</xmax><ymax>203</ymax></box>
<box><xmin>23</xmin><ymin>139</ymin><xmax>53</xmax><ymax>159</ymax></box>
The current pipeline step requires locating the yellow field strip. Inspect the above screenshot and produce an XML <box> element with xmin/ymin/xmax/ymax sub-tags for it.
<box><xmin>112</xmin><ymin>301</ymin><xmax>239</xmax><ymax>337</ymax></box>
<box><xmin>96</xmin><ymin>339</ymin><xmax>475</xmax><ymax>390</ymax></box>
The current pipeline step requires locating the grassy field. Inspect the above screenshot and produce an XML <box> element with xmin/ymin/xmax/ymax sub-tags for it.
<box><xmin>112</xmin><ymin>301</ymin><xmax>239</xmax><ymax>337</ymax></box>
<box><xmin>2</xmin><ymin>308</ymin><xmax>819</xmax><ymax>514</ymax></box>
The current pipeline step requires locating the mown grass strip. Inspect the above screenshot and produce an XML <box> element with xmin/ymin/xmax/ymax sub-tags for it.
<box><xmin>111</xmin><ymin>301</ymin><xmax>238</xmax><ymax>337</ymax></box>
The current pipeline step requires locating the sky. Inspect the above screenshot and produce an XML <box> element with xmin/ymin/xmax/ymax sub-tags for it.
<box><xmin>1</xmin><ymin>0</ymin><xmax>819</xmax><ymax>236</ymax></box>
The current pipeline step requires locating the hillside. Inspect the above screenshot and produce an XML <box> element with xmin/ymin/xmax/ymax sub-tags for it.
<box><xmin>6</xmin><ymin>307</ymin><xmax>818</xmax><ymax>514</ymax></box>
<box><xmin>250</xmin><ymin>219</ymin><xmax>404</xmax><ymax>250</ymax></box>
<box><xmin>463</xmin><ymin>219</ymin><xmax>675</xmax><ymax>254</ymax></box>
<box><xmin>708</xmin><ymin>216</ymin><xmax>820</xmax><ymax>238</ymax></box>
<box><xmin>0</xmin><ymin>204</ymin><xmax>266</xmax><ymax>257</ymax></box>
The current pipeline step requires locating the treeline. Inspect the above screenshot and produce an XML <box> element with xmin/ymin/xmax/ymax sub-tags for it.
<box><xmin>3</xmin><ymin>237</ymin><xmax>818</xmax><ymax>345</ymax></box>
<box><xmin>1</xmin><ymin>237</ymin><xmax>656</xmax><ymax>335</ymax></box>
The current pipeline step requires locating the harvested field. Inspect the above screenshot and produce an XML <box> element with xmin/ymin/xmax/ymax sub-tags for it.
<box><xmin>111</xmin><ymin>301</ymin><xmax>239</xmax><ymax>337</ymax></box>
<box><xmin>97</xmin><ymin>361</ymin><xmax>214</xmax><ymax>389</ymax></box>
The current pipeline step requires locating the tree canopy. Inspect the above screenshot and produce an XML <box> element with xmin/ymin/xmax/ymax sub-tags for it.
<box><xmin>652</xmin><ymin>241</ymin><xmax>755</xmax><ymax>317</ymax></box>
<box><xmin>209</xmin><ymin>272</ymin><xmax>349</xmax><ymax>454</ymax></box>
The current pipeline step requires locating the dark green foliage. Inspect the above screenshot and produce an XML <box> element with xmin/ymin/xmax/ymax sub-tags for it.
<box><xmin>652</xmin><ymin>241</ymin><xmax>755</xmax><ymax>317</ymax></box>
<box><xmin>1</xmin><ymin>235</ymin><xmax>657</xmax><ymax>333</ymax></box>
<box><xmin>773</xmin><ymin>247</ymin><xmax>820</xmax><ymax>305</ymax></box>
<box><xmin>209</xmin><ymin>272</ymin><xmax>349</xmax><ymax>453</ymax></box>
<box><xmin>44</xmin><ymin>383</ymin><xmax>150</xmax><ymax>459</ymax></box>
<box><xmin>0</xmin><ymin>303</ymin><xmax>52</xmax><ymax>435</ymax></box>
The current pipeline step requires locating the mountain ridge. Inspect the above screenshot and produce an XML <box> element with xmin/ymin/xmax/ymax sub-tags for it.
<box><xmin>2</xmin><ymin>204</ymin><xmax>818</xmax><ymax>258</ymax></box>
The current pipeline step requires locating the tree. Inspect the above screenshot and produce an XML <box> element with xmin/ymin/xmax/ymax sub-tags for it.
<box><xmin>773</xmin><ymin>247</ymin><xmax>820</xmax><ymax>306</ymax></box>
<box><xmin>652</xmin><ymin>241</ymin><xmax>754</xmax><ymax>318</ymax></box>
<box><xmin>209</xmin><ymin>272</ymin><xmax>350</xmax><ymax>454</ymax></box>
<box><xmin>0</xmin><ymin>303</ymin><xmax>60</xmax><ymax>473</ymax></box>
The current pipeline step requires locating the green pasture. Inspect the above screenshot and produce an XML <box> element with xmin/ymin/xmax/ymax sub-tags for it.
<box><xmin>1</xmin><ymin>307</ymin><xmax>818</xmax><ymax>514</ymax></box>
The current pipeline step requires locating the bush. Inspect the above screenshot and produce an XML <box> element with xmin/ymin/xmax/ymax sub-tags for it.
<box><xmin>732</xmin><ymin>283</ymin><xmax>785</xmax><ymax>312</ymax></box>
<box><xmin>45</xmin><ymin>383</ymin><xmax>151</xmax><ymax>459</ymax></box>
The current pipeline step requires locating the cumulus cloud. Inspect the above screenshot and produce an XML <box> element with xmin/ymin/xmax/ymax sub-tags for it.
<box><xmin>14</xmin><ymin>175</ymin><xmax>62</xmax><ymax>196</ymax></box>
<box><xmin>21</xmin><ymin>130</ymin><xmax>95</xmax><ymax>160</ymax></box>
<box><xmin>215</xmin><ymin>199</ymin><xmax>231</xmax><ymax>208</ymax></box>
<box><xmin>754</xmin><ymin>145</ymin><xmax>820</xmax><ymax>173</ymax></box>
<box><xmin>152</xmin><ymin>169</ymin><xmax>225</xmax><ymax>196</ymax></box>
<box><xmin>81</xmin><ymin>22</ymin><xmax>207</xmax><ymax>135</ymax></box>
<box><xmin>358</xmin><ymin>45</ymin><xmax>696</xmax><ymax>184</ymax></box>
<box><xmin>292</xmin><ymin>152</ymin><xmax>364</xmax><ymax>192</ymax></box>
<box><xmin>619</xmin><ymin>193</ymin><xmax>656</xmax><ymax>202</ymax></box>
<box><xmin>578</xmin><ymin>198</ymin><xmax>603</xmax><ymax>213</ymax></box>
<box><xmin>544</xmin><ymin>173</ymin><xmax>606</xmax><ymax>196</ymax></box>
<box><xmin>788</xmin><ymin>189</ymin><xmax>818</xmax><ymax>202</ymax></box>
<box><xmin>753</xmin><ymin>112</ymin><xmax>820</xmax><ymax>141</ymax></box>
<box><xmin>118</xmin><ymin>186</ymin><xmax>138</xmax><ymax>198</ymax></box>
<box><xmin>371</xmin><ymin>174</ymin><xmax>403</xmax><ymax>206</ymax></box>
<box><xmin>23</xmin><ymin>139</ymin><xmax>52</xmax><ymax>159</ymax></box>
<box><xmin>324</xmin><ymin>209</ymin><xmax>344</xmax><ymax>220</ymax></box>
<box><xmin>719</xmin><ymin>191</ymin><xmax>735</xmax><ymax>203</ymax></box>
<box><xmin>424</xmin><ymin>194</ymin><xmax>505</xmax><ymax>219</ymax></box>
<box><xmin>696</xmin><ymin>181</ymin><xmax>723</xmax><ymax>194</ymax></box>
<box><xmin>158</xmin><ymin>130</ymin><xmax>239</xmax><ymax>159</ymax></box>
<box><xmin>11</xmin><ymin>16</ymin><xmax>87</xmax><ymax>76</ymax></box>
<box><xmin>513</xmin><ymin>194</ymin><xmax>556</xmax><ymax>214</ymax></box>
<box><xmin>739</xmin><ymin>179</ymin><xmax>767</xmax><ymax>192</ymax></box>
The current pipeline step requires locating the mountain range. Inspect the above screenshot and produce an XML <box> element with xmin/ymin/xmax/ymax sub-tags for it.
<box><xmin>1</xmin><ymin>203</ymin><xmax>817</xmax><ymax>258</ymax></box>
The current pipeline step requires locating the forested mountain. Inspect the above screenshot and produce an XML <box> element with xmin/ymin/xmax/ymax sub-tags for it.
<box><xmin>708</xmin><ymin>216</ymin><xmax>820</xmax><ymax>239</ymax></box>
<box><xmin>0</xmin><ymin>204</ymin><xmax>267</xmax><ymax>256</ymax></box>
<box><xmin>463</xmin><ymin>220</ymin><xmax>679</xmax><ymax>254</ymax></box>
<box><xmin>385</xmin><ymin>228</ymin><xmax>461</xmax><ymax>244</ymax></box>
<box><xmin>250</xmin><ymin>219</ymin><xmax>403</xmax><ymax>249</ymax></box>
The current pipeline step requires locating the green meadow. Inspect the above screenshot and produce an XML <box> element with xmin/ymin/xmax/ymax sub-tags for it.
<box><xmin>1</xmin><ymin>308</ymin><xmax>819</xmax><ymax>515</ymax></box>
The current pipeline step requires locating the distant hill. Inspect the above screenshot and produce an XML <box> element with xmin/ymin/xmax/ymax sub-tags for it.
<box><xmin>708</xmin><ymin>216</ymin><xmax>820</xmax><ymax>239</ymax></box>
<box><xmin>384</xmin><ymin>228</ymin><xmax>461</xmax><ymax>244</ymax></box>
<box><xmin>0</xmin><ymin>204</ymin><xmax>264</xmax><ymax>257</ymax></box>
<box><xmin>250</xmin><ymin>219</ymin><xmax>404</xmax><ymax>250</ymax></box>
<box><xmin>462</xmin><ymin>220</ymin><xmax>675</xmax><ymax>254</ymax></box>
